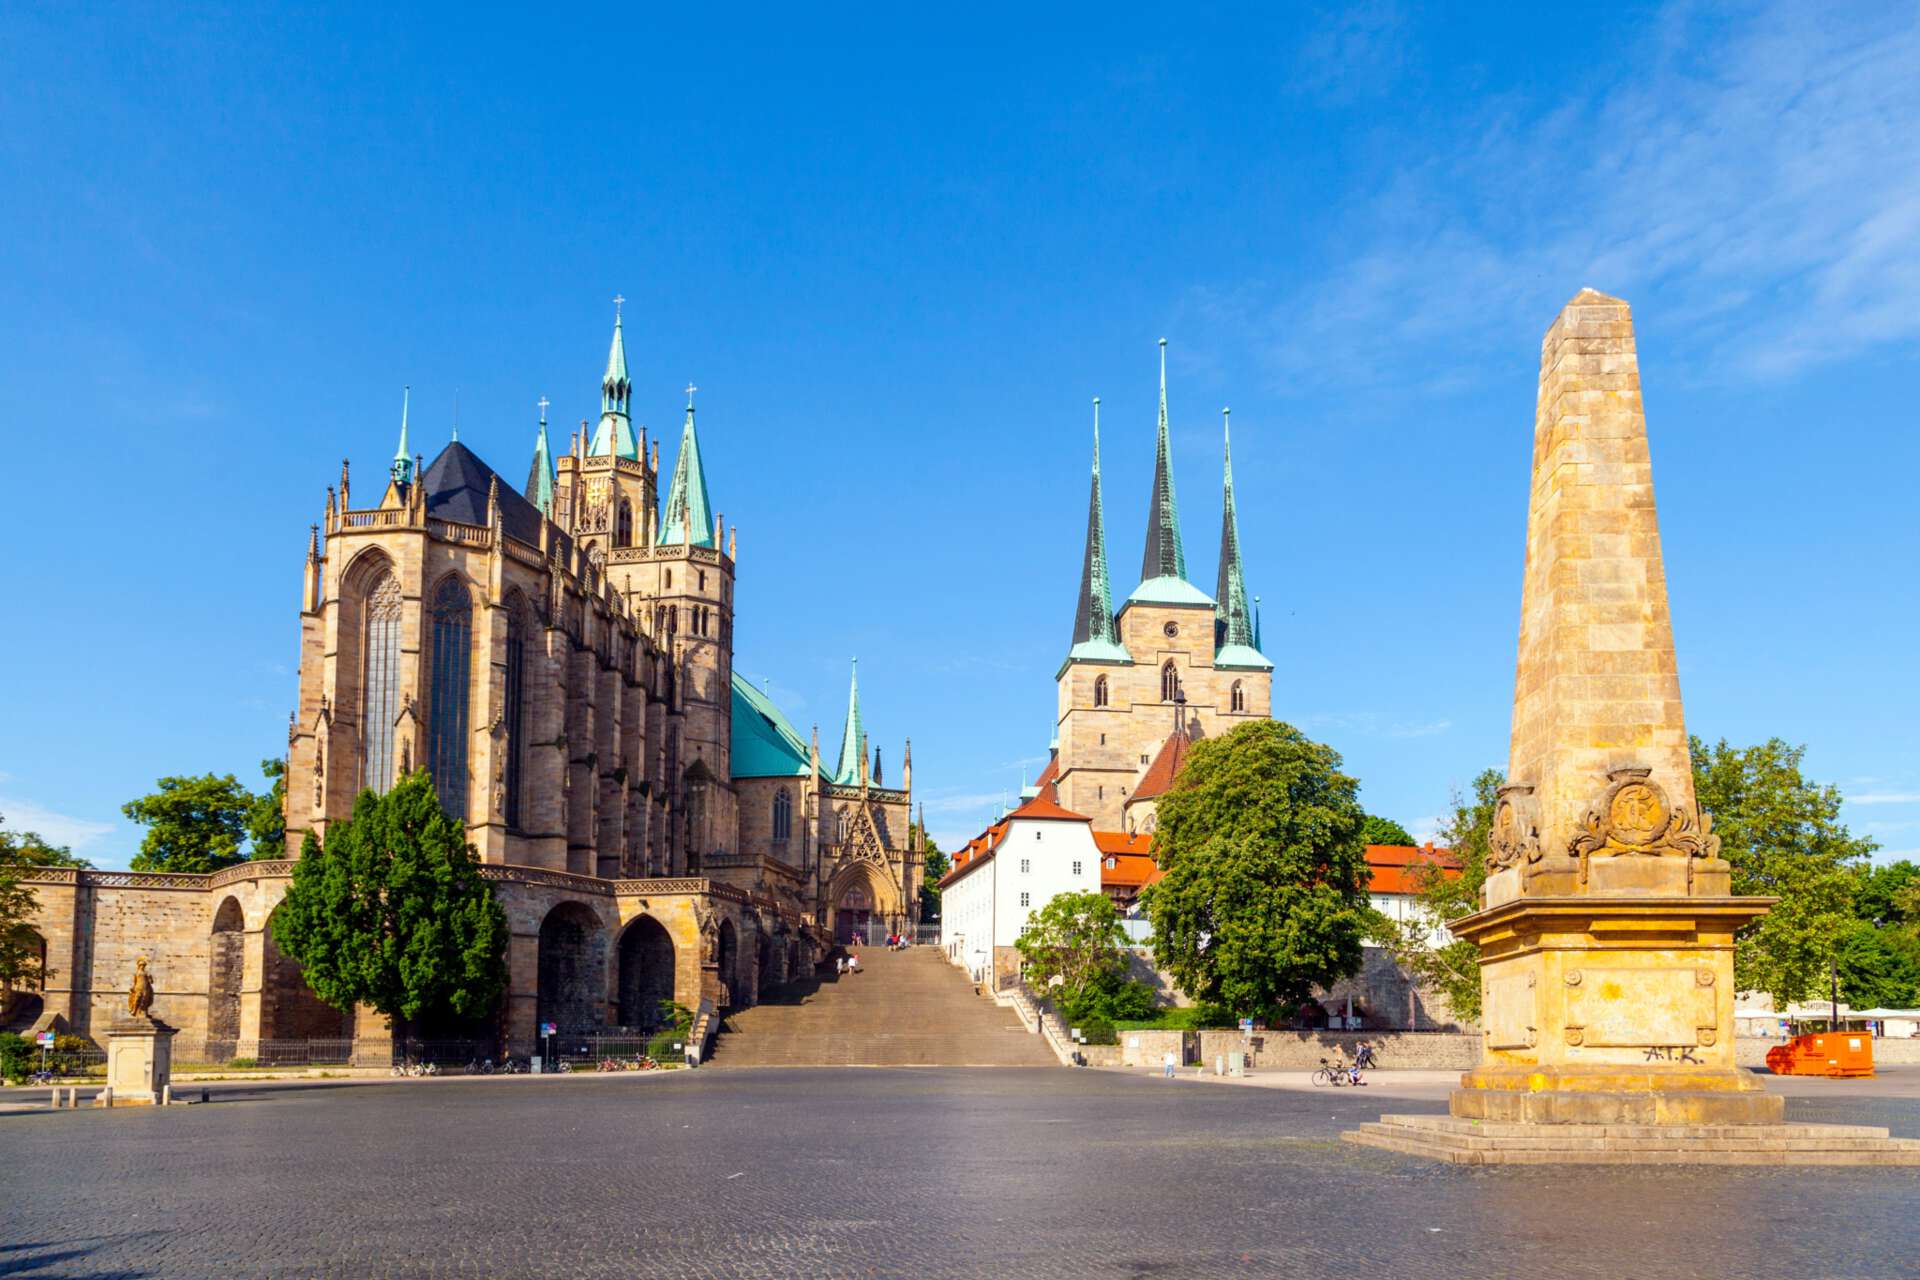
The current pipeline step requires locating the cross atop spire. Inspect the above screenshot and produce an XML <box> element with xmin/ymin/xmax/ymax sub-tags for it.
<box><xmin>613</xmin><ymin>293</ymin><xmax>625</xmax><ymax>316</ymax></box>
<box><xmin>526</xmin><ymin>397</ymin><xmax>556</xmax><ymax>518</ymax></box>
<box><xmin>686</xmin><ymin>382</ymin><xmax>698</xmax><ymax>409</ymax></box>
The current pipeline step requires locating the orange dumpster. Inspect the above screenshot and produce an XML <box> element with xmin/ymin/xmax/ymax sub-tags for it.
<box><xmin>1765</xmin><ymin>1031</ymin><xmax>1874</xmax><ymax>1078</ymax></box>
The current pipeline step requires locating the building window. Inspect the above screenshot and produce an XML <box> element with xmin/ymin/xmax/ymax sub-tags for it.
<box><xmin>1072</xmin><ymin>860</ymin><xmax>1082</xmax><ymax>876</ymax></box>
<box><xmin>1099</xmin><ymin>733</ymin><xmax>1106</xmax><ymax>745</ymax></box>
<box><xmin>1020</xmin><ymin>858</ymin><xmax>1030</xmax><ymax>874</ymax></box>
<box><xmin>837</xmin><ymin>813</ymin><xmax>849</xmax><ymax>843</ymax></box>
<box><xmin>1093</xmin><ymin>675</ymin><xmax>1108</xmax><ymax>707</ymax></box>
<box><xmin>1020</xmin><ymin>892</ymin><xmax>1030</xmax><ymax>908</ymax></box>
<box><xmin>1160</xmin><ymin>660</ymin><xmax>1181</xmax><ymax>702</ymax></box>
<box><xmin>1098</xmin><ymin>786</ymin><xmax>1104</xmax><ymax>799</ymax></box>
<box><xmin>664</xmin><ymin>569</ymin><xmax>672</xmax><ymax>589</ymax></box>
<box><xmin>359</xmin><ymin>573</ymin><xmax>402</xmax><ymax>794</ymax></box>
<box><xmin>772</xmin><ymin>788</ymin><xmax>792</xmax><ymax>841</ymax></box>
<box><xmin>698</xmin><ymin>571</ymin><xmax>707</xmax><ymax>590</ymax></box>
<box><xmin>615</xmin><ymin>500</ymin><xmax>633</xmax><ymax>548</ymax></box>
<box><xmin>1104</xmin><ymin>856</ymin><xmax>1116</xmax><ymax>869</ymax></box>
<box><xmin>1231</xmin><ymin>680</ymin><xmax>1245</xmax><ymax>713</ymax></box>
<box><xmin>428</xmin><ymin>577</ymin><xmax>473</xmax><ymax>818</ymax></box>
<box><xmin>504</xmin><ymin>600</ymin><xmax>528</xmax><ymax>828</ymax></box>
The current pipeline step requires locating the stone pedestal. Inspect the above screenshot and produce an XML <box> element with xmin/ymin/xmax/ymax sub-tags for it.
<box><xmin>1448</xmin><ymin>887</ymin><xmax>1780</xmax><ymax>1126</ymax></box>
<box><xmin>104</xmin><ymin>1016</ymin><xmax>175</xmax><ymax>1106</ymax></box>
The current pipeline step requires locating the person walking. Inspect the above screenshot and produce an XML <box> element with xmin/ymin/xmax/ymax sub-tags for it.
<box><xmin>1162</xmin><ymin>1050</ymin><xmax>1177</xmax><ymax>1079</ymax></box>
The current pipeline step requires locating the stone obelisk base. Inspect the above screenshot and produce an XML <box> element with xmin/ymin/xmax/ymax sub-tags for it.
<box><xmin>101</xmin><ymin>1017</ymin><xmax>175</xmax><ymax>1106</ymax></box>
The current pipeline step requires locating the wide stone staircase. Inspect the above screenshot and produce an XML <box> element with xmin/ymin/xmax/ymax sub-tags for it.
<box><xmin>707</xmin><ymin>947</ymin><xmax>1059</xmax><ymax>1068</ymax></box>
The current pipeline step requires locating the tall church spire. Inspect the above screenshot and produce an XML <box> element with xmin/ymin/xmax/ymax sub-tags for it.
<box><xmin>588</xmin><ymin>297</ymin><xmax>638</xmax><ymax>459</ymax></box>
<box><xmin>1213</xmin><ymin>408</ymin><xmax>1268</xmax><ymax>669</ymax></box>
<box><xmin>835</xmin><ymin>658</ymin><xmax>865</xmax><ymax>785</ymax></box>
<box><xmin>526</xmin><ymin>396</ymin><xmax>555</xmax><ymax>518</ymax></box>
<box><xmin>390</xmin><ymin>386</ymin><xmax>412</xmax><ymax>485</ymax></box>
<box><xmin>659</xmin><ymin>386</ymin><xmax>714</xmax><ymax>547</ymax></box>
<box><xmin>1068</xmin><ymin>398</ymin><xmax>1129</xmax><ymax>663</ymax></box>
<box><xmin>1140</xmin><ymin>338</ymin><xmax>1187</xmax><ymax>584</ymax></box>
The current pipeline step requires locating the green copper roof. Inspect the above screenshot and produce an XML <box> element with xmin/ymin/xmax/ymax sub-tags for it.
<box><xmin>391</xmin><ymin>386</ymin><xmax>413</xmax><ymax>484</ymax></box>
<box><xmin>1138</xmin><ymin>339</ymin><xmax>1188</xmax><ymax>587</ymax></box>
<box><xmin>525</xmin><ymin>405</ymin><xmax>555</xmax><ymax>518</ymax></box>
<box><xmin>1125</xmin><ymin>574</ymin><xmax>1214</xmax><ymax>608</ymax></box>
<box><xmin>834</xmin><ymin>659</ymin><xmax>864</xmax><ymax>785</ymax></box>
<box><xmin>1067</xmin><ymin>398</ymin><xmax>1125</xmax><ymax>664</ymax></box>
<box><xmin>589</xmin><ymin>308</ymin><xmax>638</xmax><ymax>459</ymax></box>
<box><xmin>1213</xmin><ymin>643</ymin><xmax>1273</xmax><ymax>671</ymax></box>
<box><xmin>730</xmin><ymin>674</ymin><xmax>811</xmax><ymax>778</ymax></box>
<box><xmin>1213</xmin><ymin>409</ymin><xmax>1260</xmax><ymax>662</ymax></box>
<box><xmin>659</xmin><ymin>402</ymin><xmax>715</xmax><ymax>547</ymax></box>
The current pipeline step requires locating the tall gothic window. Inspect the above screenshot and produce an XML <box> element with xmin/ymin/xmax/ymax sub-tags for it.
<box><xmin>837</xmin><ymin>813</ymin><xmax>849</xmax><ymax>843</ymax></box>
<box><xmin>359</xmin><ymin>573</ymin><xmax>403</xmax><ymax>794</ymax></box>
<box><xmin>1230</xmin><ymin>680</ymin><xmax>1245</xmax><ymax>713</ymax></box>
<box><xmin>1160</xmin><ymin>660</ymin><xmax>1181</xmax><ymax>703</ymax></box>
<box><xmin>504</xmin><ymin>598</ymin><xmax>528</xmax><ymax>829</ymax></box>
<box><xmin>772</xmin><ymin>788</ymin><xmax>792</xmax><ymax>842</ymax></box>
<box><xmin>615</xmin><ymin>500</ymin><xmax>633</xmax><ymax>548</ymax></box>
<box><xmin>1093</xmin><ymin>675</ymin><xmax>1109</xmax><ymax>708</ymax></box>
<box><xmin>428</xmin><ymin>577</ymin><xmax>473</xmax><ymax>818</ymax></box>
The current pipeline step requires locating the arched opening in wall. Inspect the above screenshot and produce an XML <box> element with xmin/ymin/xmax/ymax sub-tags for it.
<box><xmin>207</xmin><ymin>897</ymin><xmax>245</xmax><ymax>1054</ymax></box>
<box><xmin>261</xmin><ymin>905</ymin><xmax>353</xmax><ymax>1046</ymax></box>
<box><xmin>537</xmin><ymin>901</ymin><xmax>605</xmax><ymax>1033</ymax></box>
<box><xmin>614</xmin><ymin>916</ymin><xmax>675</xmax><ymax>1031</ymax></box>
<box><xmin>1160</xmin><ymin>661</ymin><xmax>1181</xmax><ymax>703</ymax></box>
<box><xmin>755</xmin><ymin>927</ymin><xmax>773</xmax><ymax>995</ymax></box>
<box><xmin>428</xmin><ymin>576</ymin><xmax>474</xmax><ymax>819</ymax></box>
<box><xmin>615</xmin><ymin>500</ymin><xmax>634</xmax><ymax>548</ymax></box>
<box><xmin>716</xmin><ymin>919</ymin><xmax>738</xmax><ymax>1008</ymax></box>
<box><xmin>772</xmin><ymin>788</ymin><xmax>792</xmax><ymax>843</ymax></box>
<box><xmin>1</xmin><ymin>928</ymin><xmax>46</xmax><ymax>1032</ymax></box>
<box><xmin>1093</xmin><ymin>674</ymin><xmax>1109</xmax><ymax>707</ymax></box>
<box><xmin>835</xmin><ymin>882</ymin><xmax>873</xmax><ymax>947</ymax></box>
<box><xmin>1230</xmin><ymin>680</ymin><xmax>1245</xmax><ymax>713</ymax></box>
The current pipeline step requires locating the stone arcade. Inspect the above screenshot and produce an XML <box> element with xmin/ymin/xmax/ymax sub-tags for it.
<box><xmin>6</xmin><ymin>306</ymin><xmax>922</xmax><ymax>1062</ymax></box>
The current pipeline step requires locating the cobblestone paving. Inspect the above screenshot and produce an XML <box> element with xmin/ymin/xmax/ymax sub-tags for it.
<box><xmin>2</xmin><ymin>1069</ymin><xmax>1916</xmax><ymax>1278</ymax></box>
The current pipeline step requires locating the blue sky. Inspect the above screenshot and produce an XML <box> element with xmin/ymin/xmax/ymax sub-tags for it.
<box><xmin>3</xmin><ymin>2</ymin><xmax>1917</xmax><ymax>865</ymax></box>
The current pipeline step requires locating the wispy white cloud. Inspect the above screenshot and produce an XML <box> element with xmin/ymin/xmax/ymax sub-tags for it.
<box><xmin>1387</xmin><ymin>719</ymin><xmax>1453</xmax><ymax>740</ymax></box>
<box><xmin>921</xmin><ymin>790</ymin><xmax>1015</xmax><ymax>815</ymax></box>
<box><xmin>1851</xmin><ymin>793</ymin><xmax>1920</xmax><ymax>806</ymax></box>
<box><xmin>0</xmin><ymin>797</ymin><xmax>118</xmax><ymax>851</ymax></box>
<box><xmin>1225</xmin><ymin>0</ymin><xmax>1920</xmax><ymax>392</ymax></box>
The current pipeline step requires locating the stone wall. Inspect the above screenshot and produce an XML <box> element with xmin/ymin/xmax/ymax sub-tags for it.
<box><xmin>1198</xmin><ymin>1029</ymin><xmax>1480</xmax><ymax>1071</ymax></box>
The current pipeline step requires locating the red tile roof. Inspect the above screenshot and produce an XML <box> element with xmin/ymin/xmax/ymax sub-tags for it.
<box><xmin>1095</xmin><ymin>830</ymin><xmax>1162</xmax><ymax>892</ymax></box>
<box><xmin>1005</xmin><ymin>791</ymin><xmax>1090</xmax><ymax>823</ymax></box>
<box><xmin>1129</xmin><ymin>725</ymin><xmax>1191</xmax><ymax>803</ymax></box>
<box><xmin>1365</xmin><ymin>844</ymin><xmax>1460</xmax><ymax>895</ymax></box>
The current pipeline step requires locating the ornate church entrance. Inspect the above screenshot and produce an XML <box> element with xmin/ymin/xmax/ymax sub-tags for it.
<box><xmin>834</xmin><ymin>884</ymin><xmax>872</xmax><ymax>946</ymax></box>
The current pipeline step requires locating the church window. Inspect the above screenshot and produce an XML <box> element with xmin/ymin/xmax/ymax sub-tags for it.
<box><xmin>615</xmin><ymin>500</ymin><xmax>633</xmax><ymax>548</ymax></box>
<box><xmin>1160</xmin><ymin>661</ymin><xmax>1181</xmax><ymax>702</ymax></box>
<box><xmin>668</xmin><ymin>608</ymin><xmax>677</xmax><ymax>634</ymax></box>
<box><xmin>428</xmin><ymin>577</ymin><xmax>473</xmax><ymax>818</ymax></box>
<box><xmin>504</xmin><ymin>599</ymin><xmax>528</xmax><ymax>829</ymax></box>
<box><xmin>1099</xmin><ymin>733</ymin><xmax>1105</xmax><ymax>746</ymax></box>
<box><xmin>1093</xmin><ymin>675</ymin><xmax>1109</xmax><ymax>707</ymax></box>
<box><xmin>358</xmin><ymin>573</ymin><xmax>402</xmax><ymax>794</ymax></box>
<box><xmin>772</xmin><ymin>788</ymin><xmax>792</xmax><ymax>842</ymax></box>
<box><xmin>698</xmin><ymin>571</ymin><xmax>707</xmax><ymax>590</ymax></box>
<box><xmin>837</xmin><ymin>813</ymin><xmax>850</xmax><ymax>843</ymax></box>
<box><xmin>1231</xmin><ymin>680</ymin><xmax>1245</xmax><ymax>713</ymax></box>
<box><xmin>664</xmin><ymin>569</ymin><xmax>672</xmax><ymax>589</ymax></box>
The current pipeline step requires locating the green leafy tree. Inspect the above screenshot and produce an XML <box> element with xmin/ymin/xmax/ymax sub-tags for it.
<box><xmin>1856</xmin><ymin>860</ymin><xmax>1919</xmax><ymax>928</ymax></box>
<box><xmin>917</xmin><ymin>827</ymin><xmax>949</xmax><ymax>923</ymax></box>
<box><xmin>1361</xmin><ymin>814</ymin><xmax>1416</xmax><ymax>847</ymax></box>
<box><xmin>248</xmin><ymin>758</ymin><xmax>287</xmax><ymax>860</ymax></box>
<box><xmin>1691</xmin><ymin>736</ymin><xmax>1876</xmax><ymax>1008</ymax></box>
<box><xmin>1372</xmin><ymin>769</ymin><xmax>1499</xmax><ymax>1022</ymax></box>
<box><xmin>1</xmin><ymin>813</ymin><xmax>92</xmax><ymax>998</ymax></box>
<box><xmin>1016</xmin><ymin>890</ymin><xmax>1129</xmax><ymax>996</ymax></box>
<box><xmin>123</xmin><ymin>774</ymin><xmax>255</xmax><ymax>872</ymax></box>
<box><xmin>0</xmin><ymin>821</ymin><xmax>91</xmax><ymax>869</ymax></box>
<box><xmin>1141</xmin><ymin>720</ymin><xmax>1370</xmax><ymax>1018</ymax></box>
<box><xmin>1836</xmin><ymin>920</ymin><xmax>1920</xmax><ymax>1009</ymax></box>
<box><xmin>271</xmin><ymin>771</ymin><xmax>509</xmax><ymax>1036</ymax></box>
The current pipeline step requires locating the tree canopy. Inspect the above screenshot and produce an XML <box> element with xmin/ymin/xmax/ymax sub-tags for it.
<box><xmin>1376</xmin><ymin>768</ymin><xmax>1499</xmax><ymax>1022</ymax></box>
<box><xmin>123</xmin><ymin>759</ymin><xmax>287</xmax><ymax>872</ymax></box>
<box><xmin>1140</xmin><ymin>720</ymin><xmax>1369</xmax><ymax>1018</ymax></box>
<box><xmin>272</xmin><ymin>771</ymin><xmax>508</xmax><ymax>1033</ymax></box>
<box><xmin>1691</xmin><ymin>736</ymin><xmax>1877</xmax><ymax>1008</ymax></box>
<box><xmin>916</xmin><ymin>825</ymin><xmax>949</xmax><ymax>923</ymax></box>
<box><xmin>1361</xmin><ymin>815</ymin><xmax>1416</xmax><ymax>847</ymax></box>
<box><xmin>0</xmin><ymin>812</ymin><xmax>89</xmax><ymax>995</ymax></box>
<box><xmin>247</xmin><ymin>758</ymin><xmax>287</xmax><ymax>860</ymax></box>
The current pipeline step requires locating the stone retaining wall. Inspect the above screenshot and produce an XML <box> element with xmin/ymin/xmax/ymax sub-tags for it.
<box><xmin>1200</xmin><ymin>1029</ymin><xmax>1481</xmax><ymax>1071</ymax></box>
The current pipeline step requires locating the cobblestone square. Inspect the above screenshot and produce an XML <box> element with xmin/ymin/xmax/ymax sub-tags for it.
<box><xmin>3</xmin><ymin>1067</ymin><xmax>1918</xmax><ymax>1278</ymax></box>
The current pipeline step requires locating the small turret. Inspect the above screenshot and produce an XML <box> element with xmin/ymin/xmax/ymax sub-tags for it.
<box><xmin>391</xmin><ymin>387</ymin><xmax>413</xmax><ymax>485</ymax></box>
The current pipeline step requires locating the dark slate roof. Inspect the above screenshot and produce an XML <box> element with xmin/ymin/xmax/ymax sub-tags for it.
<box><xmin>421</xmin><ymin>441</ymin><xmax>545</xmax><ymax>545</ymax></box>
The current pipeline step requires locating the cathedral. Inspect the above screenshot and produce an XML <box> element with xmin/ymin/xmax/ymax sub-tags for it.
<box><xmin>1044</xmin><ymin>340</ymin><xmax>1274</xmax><ymax>831</ymax></box>
<box><xmin>11</xmin><ymin>305</ymin><xmax>920</xmax><ymax>1062</ymax></box>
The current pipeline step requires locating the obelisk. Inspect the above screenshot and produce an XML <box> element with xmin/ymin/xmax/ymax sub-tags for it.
<box><xmin>1451</xmin><ymin>289</ymin><xmax>1779</xmax><ymax>1126</ymax></box>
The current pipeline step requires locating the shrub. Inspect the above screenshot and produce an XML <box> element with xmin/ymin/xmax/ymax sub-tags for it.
<box><xmin>227</xmin><ymin>1057</ymin><xmax>258</xmax><ymax>1069</ymax></box>
<box><xmin>1076</xmin><ymin>1017</ymin><xmax>1117</xmax><ymax>1046</ymax></box>
<box><xmin>0</xmin><ymin>1031</ymin><xmax>30</xmax><ymax>1083</ymax></box>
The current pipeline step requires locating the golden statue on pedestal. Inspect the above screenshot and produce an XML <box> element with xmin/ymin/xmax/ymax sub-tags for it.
<box><xmin>127</xmin><ymin>956</ymin><xmax>154</xmax><ymax>1019</ymax></box>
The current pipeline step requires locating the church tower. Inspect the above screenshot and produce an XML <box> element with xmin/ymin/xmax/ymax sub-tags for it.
<box><xmin>642</xmin><ymin>387</ymin><xmax>736</xmax><ymax>868</ymax></box>
<box><xmin>1053</xmin><ymin>341</ymin><xmax>1272</xmax><ymax>830</ymax></box>
<box><xmin>554</xmin><ymin>301</ymin><xmax>656</xmax><ymax>561</ymax></box>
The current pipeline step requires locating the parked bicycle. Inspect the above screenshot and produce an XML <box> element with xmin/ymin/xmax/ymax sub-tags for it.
<box><xmin>1311</xmin><ymin>1056</ymin><xmax>1366</xmax><ymax>1087</ymax></box>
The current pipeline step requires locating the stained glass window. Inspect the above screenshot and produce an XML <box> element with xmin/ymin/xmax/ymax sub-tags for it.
<box><xmin>359</xmin><ymin>574</ymin><xmax>402</xmax><ymax>794</ymax></box>
<box><xmin>428</xmin><ymin>577</ymin><xmax>473</xmax><ymax>818</ymax></box>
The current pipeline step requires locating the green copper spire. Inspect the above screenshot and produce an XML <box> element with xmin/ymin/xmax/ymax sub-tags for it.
<box><xmin>525</xmin><ymin>396</ymin><xmax>555</xmax><ymax>518</ymax></box>
<box><xmin>1213</xmin><ymin>408</ymin><xmax>1267</xmax><ymax>669</ymax></box>
<box><xmin>834</xmin><ymin>658</ymin><xmax>865</xmax><ymax>785</ymax></box>
<box><xmin>588</xmin><ymin>297</ymin><xmax>638</xmax><ymax>459</ymax></box>
<box><xmin>1068</xmin><ymin>397</ymin><xmax>1130</xmax><ymax>663</ymax></box>
<box><xmin>1253</xmin><ymin>595</ymin><xmax>1264</xmax><ymax>652</ymax></box>
<box><xmin>1127</xmin><ymin>339</ymin><xmax>1213</xmax><ymax>609</ymax></box>
<box><xmin>659</xmin><ymin>387</ymin><xmax>715</xmax><ymax>547</ymax></box>
<box><xmin>390</xmin><ymin>386</ymin><xmax>412</xmax><ymax>484</ymax></box>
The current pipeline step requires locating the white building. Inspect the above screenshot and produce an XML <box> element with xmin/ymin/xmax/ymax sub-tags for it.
<box><xmin>939</xmin><ymin>793</ymin><xmax>1104</xmax><ymax>984</ymax></box>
